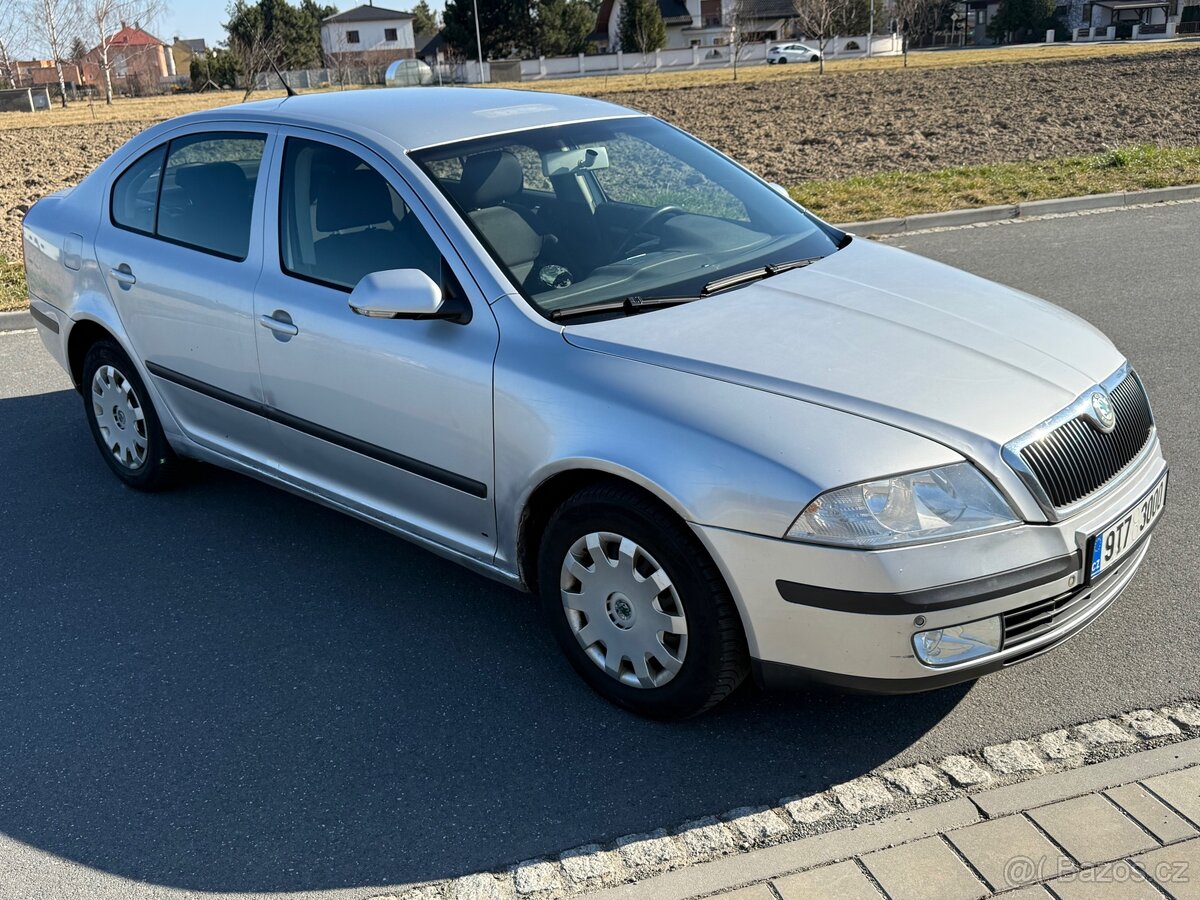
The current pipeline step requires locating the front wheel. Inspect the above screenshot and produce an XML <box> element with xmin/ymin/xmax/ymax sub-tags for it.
<box><xmin>82</xmin><ymin>339</ymin><xmax>182</xmax><ymax>491</ymax></box>
<box><xmin>537</xmin><ymin>482</ymin><xmax>749</xmax><ymax>719</ymax></box>
<box><xmin>777</xmin><ymin>56</ymin><xmax>788</xmax><ymax>64</ymax></box>
<box><xmin>811</xmin><ymin>55</ymin><xmax>820</xmax><ymax>63</ymax></box>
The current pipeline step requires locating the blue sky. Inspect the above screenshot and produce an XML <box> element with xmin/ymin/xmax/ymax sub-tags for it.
<box><xmin>159</xmin><ymin>0</ymin><xmax>444</xmax><ymax>47</ymax></box>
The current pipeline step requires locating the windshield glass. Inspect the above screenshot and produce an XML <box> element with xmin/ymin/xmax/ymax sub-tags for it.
<box><xmin>410</xmin><ymin>117</ymin><xmax>842</xmax><ymax>319</ymax></box>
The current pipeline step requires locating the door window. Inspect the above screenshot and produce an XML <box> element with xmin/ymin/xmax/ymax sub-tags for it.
<box><xmin>109</xmin><ymin>131</ymin><xmax>266</xmax><ymax>261</ymax></box>
<box><xmin>157</xmin><ymin>133</ymin><xmax>265</xmax><ymax>259</ymax></box>
<box><xmin>279</xmin><ymin>137</ymin><xmax>441</xmax><ymax>291</ymax></box>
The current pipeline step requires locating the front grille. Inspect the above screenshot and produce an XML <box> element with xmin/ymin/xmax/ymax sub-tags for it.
<box><xmin>1017</xmin><ymin>372</ymin><xmax>1153</xmax><ymax>509</ymax></box>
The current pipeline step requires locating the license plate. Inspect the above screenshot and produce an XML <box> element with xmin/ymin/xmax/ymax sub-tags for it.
<box><xmin>1088</xmin><ymin>471</ymin><xmax>1168</xmax><ymax>581</ymax></box>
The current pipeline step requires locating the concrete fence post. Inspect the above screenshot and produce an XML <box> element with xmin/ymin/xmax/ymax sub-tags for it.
<box><xmin>578</xmin><ymin>52</ymin><xmax>585</xmax><ymax>73</ymax></box>
<box><xmin>539</xmin><ymin>55</ymin><xmax>546</xmax><ymax>76</ymax></box>
<box><xmin>654</xmin><ymin>48</ymin><xmax>662</xmax><ymax>69</ymax></box>
<box><xmin>692</xmin><ymin>45</ymin><xmax>700</xmax><ymax>66</ymax></box>
<box><xmin>1167</xmin><ymin>21</ymin><xmax>1177</xmax><ymax>35</ymax></box>
<box><xmin>1131</xmin><ymin>23</ymin><xmax>1140</xmax><ymax>37</ymax></box>
<box><xmin>1045</xmin><ymin>28</ymin><xmax>1055</xmax><ymax>41</ymax></box>
<box><xmin>1106</xmin><ymin>25</ymin><xmax>1116</xmax><ymax>38</ymax></box>
<box><xmin>616</xmin><ymin>50</ymin><xmax>624</xmax><ymax>72</ymax></box>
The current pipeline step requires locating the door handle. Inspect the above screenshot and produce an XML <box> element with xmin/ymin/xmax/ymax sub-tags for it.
<box><xmin>259</xmin><ymin>313</ymin><xmax>299</xmax><ymax>337</ymax></box>
<box><xmin>110</xmin><ymin>264</ymin><xmax>136</xmax><ymax>288</ymax></box>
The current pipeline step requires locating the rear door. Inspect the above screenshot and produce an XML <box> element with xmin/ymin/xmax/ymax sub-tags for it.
<box><xmin>94</xmin><ymin>125</ymin><xmax>279</xmax><ymax>467</ymax></box>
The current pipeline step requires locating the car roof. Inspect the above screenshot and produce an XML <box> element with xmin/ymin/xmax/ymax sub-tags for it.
<box><xmin>175</xmin><ymin>87</ymin><xmax>642</xmax><ymax>151</ymax></box>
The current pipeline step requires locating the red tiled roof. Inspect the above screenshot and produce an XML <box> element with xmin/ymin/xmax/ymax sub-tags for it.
<box><xmin>107</xmin><ymin>25</ymin><xmax>164</xmax><ymax>47</ymax></box>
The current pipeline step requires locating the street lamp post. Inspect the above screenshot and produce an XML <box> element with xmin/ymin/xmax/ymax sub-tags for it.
<box><xmin>472</xmin><ymin>0</ymin><xmax>484</xmax><ymax>83</ymax></box>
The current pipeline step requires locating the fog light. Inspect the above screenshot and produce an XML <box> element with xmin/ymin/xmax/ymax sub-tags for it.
<box><xmin>913</xmin><ymin>616</ymin><xmax>1002</xmax><ymax>667</ymax></box>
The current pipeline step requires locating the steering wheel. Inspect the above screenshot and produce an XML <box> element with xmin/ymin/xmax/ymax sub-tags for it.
<box><xmin>613</xmin><ymin>206</ymin><xmax>684</xmax><ymax>260</ymax></box>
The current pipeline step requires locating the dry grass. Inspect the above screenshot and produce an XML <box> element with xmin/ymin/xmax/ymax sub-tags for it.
<box><xmin>790</xmin><ymin>145</ymin><xmax>1200</xmax><ymax>222</ymax></box>
<box><xmin>0</xmin><ymin>88</ymin><xmax>289</xmax><ymax>132</ymax></box>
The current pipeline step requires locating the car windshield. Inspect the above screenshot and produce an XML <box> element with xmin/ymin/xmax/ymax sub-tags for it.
<box><xmin>410</xmin><ymin>117</ymin><xmax>842</xmax><ymax>319</ymax></box>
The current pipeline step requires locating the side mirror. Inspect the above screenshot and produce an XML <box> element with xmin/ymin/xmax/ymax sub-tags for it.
<box><xmin>768</xmin><ymin>182</ymin><xmax>792</xmax><ymax>200</ymax></box>
<box><xmin>348</xmin><ymin>269</ymin><xmax>469</xmax><ymax>324</ymax></box>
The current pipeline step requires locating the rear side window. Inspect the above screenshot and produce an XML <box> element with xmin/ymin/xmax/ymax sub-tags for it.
<box><xmin>110</xmin><ymin>131</ymin><xmax>266</xmax><ymax>261</ymax></box>
<box><xmin>111</xmin><ymin>146</ymin><xmax>166</xmax><ymax>235</ymax></box>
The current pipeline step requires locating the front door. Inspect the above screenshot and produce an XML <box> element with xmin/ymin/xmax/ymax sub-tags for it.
<box><xmin>93</xmin><ymin>126</ymin><xmax>279</xmax><ymax>467</ymax></box>
<box><xmin>252</xmin><ymin>130</ymin><xmax>500</xmax><ymax>562</ymax></box>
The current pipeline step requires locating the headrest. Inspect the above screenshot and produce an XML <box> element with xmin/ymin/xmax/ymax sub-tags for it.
<box><xmin>460</xmin><ymin>151</ymin><xmax>524</xmax><ymax>209</ymax></box>
<box><xmin>315</xmin><ymin>167</ymin><xmax>394</xmax><ymax>233</ymax></box>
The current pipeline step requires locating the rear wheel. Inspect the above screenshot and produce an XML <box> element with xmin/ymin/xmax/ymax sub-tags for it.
<box><xmin>537</xmin><ymin>482</ymin><xmax>749</xmax><ymax>719</ymax></box>
<box><xmin>811</xmin><ymin>54</ymin><xmax>820</xmax><ymax>62</ymax></box>
<box><xmin>777</xmin><ymin>56</ymin><xmax>788</xmax><ymax>64</ymax></box>
<box><xmin>82</xmin><ymin>339</ymin><xmax>182</xmax><ymax>491</ymax></box>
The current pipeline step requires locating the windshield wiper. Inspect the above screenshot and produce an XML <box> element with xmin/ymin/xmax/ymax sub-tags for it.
<box><xmin>550</xmin><ymin>295</ymin><xmax>698</xmax><ymax>322</ymax></box>
<box><xmin>701</xmin><ymin>256</ymin><xmax>823</xmax><ymax>296</ymax></box>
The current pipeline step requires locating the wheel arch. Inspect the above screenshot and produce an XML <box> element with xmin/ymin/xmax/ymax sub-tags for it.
<box><xmin>516</xmin><ymin>463</ymin><xmax>700</xmax><ymax>596</ymax></box>
<box><xmin>66</xmin><ymin>318</ymin><xmax>120</xmax><ymax>391</ymax></box>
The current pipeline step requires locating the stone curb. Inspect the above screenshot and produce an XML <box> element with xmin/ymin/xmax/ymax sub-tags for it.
<box><xmin>0</xmin><ymin>308</ymin><xmax>34</xmax><ymax>331</ymax></box>
<box><xmin>370</xmin><ymin>701</ymin><xmax>1200</xmax><ymax>900</ymax></box>
<box><xmin>834</xmin><ymin>183</ymin><xmax>1200</xmax><ymax>237</ymax></box>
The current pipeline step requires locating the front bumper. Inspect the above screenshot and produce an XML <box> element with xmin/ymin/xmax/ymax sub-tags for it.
<box><xmin>691</xmin><ymin>438</ymin><xmax>1167</xmax><ymax>691</ymax></box>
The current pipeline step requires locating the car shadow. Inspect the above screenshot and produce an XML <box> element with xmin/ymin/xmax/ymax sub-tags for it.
<box><xmin>0</xmin><ymin>388</ymin><xmax>969</xmax><ymax>892</ymax></box>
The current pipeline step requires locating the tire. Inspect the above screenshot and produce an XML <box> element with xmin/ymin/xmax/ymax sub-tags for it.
<box><xmin>537</xmin><ymin>482</ymin><xmax>749</xmax><ymax>719</ymax></box>
<box><xmin>811</xmin><ymin>54</ymin><xmax>820</xmax><ymax>63</ymax></box>
<box><xmin>81</xmin><ymin>339</ymin><xmax>182</xmax><ymax>491</ymax></box>
<box><xmin>777</xmin><ymin>56</ymin><xmax>788</xmax><ymax>64</ymax></box>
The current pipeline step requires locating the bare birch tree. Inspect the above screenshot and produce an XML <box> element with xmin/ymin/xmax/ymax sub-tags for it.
<box><xmin>228</xmin><ymin>17</ymin><xmax>283</xmax><ymax>101</ymax></box>
<box><xmin>80</xmin><ymin>0</ymin><xmax>164</xmax><ymax>104</ymax></box>
<box><xmin>0</xmin><ymin>0</ymin><xmax>27</xmax><ymax>88</ymax></box>
<box><xmin>726</xmin><ymin>0</ymin><xmax>757</xmax><ymax>81</ymax></box>
<box><xmin>29</xmin><ymin>0</ymin><xmax>77</xmax><ymax>105</ymax></box>
<box><xmin>791</xmin><ymin>0</ymin><xmax>845</xmax><ymax>73</ymax></box>
<box><xmin>891</xmin><ymin>0</ymin><xmax>941</xmax><ymax>65</ymax></box>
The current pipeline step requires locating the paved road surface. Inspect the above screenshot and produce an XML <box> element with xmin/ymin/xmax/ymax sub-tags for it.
<box><xmin>0</xmin><ymin>202</ymin><xmax>1195</xmax><ymax>899</ymax></box>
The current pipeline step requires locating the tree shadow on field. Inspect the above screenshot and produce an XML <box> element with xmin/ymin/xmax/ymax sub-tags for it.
<box><xmin>0</xmin><ymin>388</ymin><xmax>969</xmax><ymax>893</ymax></box>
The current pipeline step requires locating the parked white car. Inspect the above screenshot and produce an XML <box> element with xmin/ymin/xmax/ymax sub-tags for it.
<box><xmin>768</xmin><ymin>43</ymin><xmax>823</xmax><ymax>64</ymax></box>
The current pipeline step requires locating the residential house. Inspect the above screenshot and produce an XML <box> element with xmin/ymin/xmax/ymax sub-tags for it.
<box><xmin>595</xmin><ymin>0</ymin><xmax>802</xmax><ymax>51</ymax></box>
<box><xmin>321</xmin><ymin>4</ymin><xmax>417</xmax><ymax>61</ymax></box>
<box><xmin>12</xmin><ymin>58</ymin><xmax>100</xmax><ymax>93</ymax></box>
<box><xmin>170</xmin><ymin>37</ymin><xmax>207</xmax><ymax>79</ymax></box>
<box><xmin>85</xmin><ymin>24</ymin><xmax>174</xmax><ymax>95</ymax></box>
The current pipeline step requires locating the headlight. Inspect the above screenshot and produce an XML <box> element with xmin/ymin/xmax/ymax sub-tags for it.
<box><xmin>786</xmin><ymin>463</ymin><xmax>1018</xmax><ymax>548</ymax></box>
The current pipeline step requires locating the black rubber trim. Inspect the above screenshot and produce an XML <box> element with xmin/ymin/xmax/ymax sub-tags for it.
<box><xmin>776</xmin><ymin>552</ymin><xmax>1080</xmax><ymax>615</ymax></box>
<box><xmin>29</xmin><ymin>306</ymin><xmax>59</xmax><ymax>333</ymax></box>
<box><xmin>144</xmin><ymin>361</ymin><xmax>488</xmax><ymax>499</ymax></box>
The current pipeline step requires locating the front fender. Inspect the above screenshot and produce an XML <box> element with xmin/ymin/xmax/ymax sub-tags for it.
<box><xmin>490</xmin><ymin>296</ymin><xmax>962</xmax><ymax>571</ymax></box>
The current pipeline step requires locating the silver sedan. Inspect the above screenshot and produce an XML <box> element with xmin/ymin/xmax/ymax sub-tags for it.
<box><xmin>23</xmin><ymin>89</ymin><xmax>1167</xmax><ymax>718</ymax></box>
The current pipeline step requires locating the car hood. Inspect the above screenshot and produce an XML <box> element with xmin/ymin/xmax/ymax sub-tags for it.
<box><xmin>562</xmin><ymin>238</ymin><xmax>1125</xmax><ymax>463</ymax></box>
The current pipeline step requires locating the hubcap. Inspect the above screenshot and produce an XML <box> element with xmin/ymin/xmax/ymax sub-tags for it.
<box><xmin>560</xmin><ymin>532</ymin><xmax>688</xmax><ymax>689</ymax></box>
<box><xmin>91</xmin><ymin>364</ymin><xmax>147</xmax><ymax>469</ymax></box>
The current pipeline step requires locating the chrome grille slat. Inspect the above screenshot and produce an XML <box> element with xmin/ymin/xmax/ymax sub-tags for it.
<box><xmin>1016</xmin><ymin>372</ymin><xmax>1153</xmax><ymax>509</ymax></box>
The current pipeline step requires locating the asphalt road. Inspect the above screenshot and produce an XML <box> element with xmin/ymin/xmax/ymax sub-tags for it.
<box><xmin>0</xmin><ymin>202</ymin><xmax>1196</xmax><ymax>899</ymax></box>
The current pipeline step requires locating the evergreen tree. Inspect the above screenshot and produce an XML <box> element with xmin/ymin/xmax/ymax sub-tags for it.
<box><xmin>224</xmin><ymin>0</ymin><xmax>335</xmax><ymax>70</ymax></box>
<box><xmin>534</xmin><ymin>0</ymin><xmax>595</xmax><ymax>56</ymax></box>
<box><xmin>442</xmin><ymin>0</ymin><xmax>531</xmax><ymax>58</ymax></box>
<box><xmin>617</xmin><ymin>0</ymin><xmax>665</xmax><ymax>53</ymax></box>
<box><xmin>70</xmin><ymin>35</ymin><xmax>89</xmax><ymax>62</ymax></box>
<box><xmin>412</xmin><ymin>0</ymin><xmax>439</xmax><ymax>35</ymax></box>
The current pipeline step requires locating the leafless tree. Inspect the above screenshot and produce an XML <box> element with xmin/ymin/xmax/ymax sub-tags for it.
<box><xmin>0</xmin><ymin>0</ymin><xmax>27</xmax><ymax>88</ymax></box>
<box><xmin>79</xmin><ymin>0</ymin><xmax>164</xmax><ymax>104</ymax></box>
<box><xmin>891</xmin><ymin>0</ymin><xmax>941</xmax><ymax>65</ymax></box>
<box><xmin>29</xmin><ymin>0</ymin><xmax>78</xmax><ymax>105</ymax></box>
<box><xmin>791</xmin><ymin>0</ymin><xmax>846</xmax><ymax>73</ymax></box>
<box><xmin>726</xmin><ymin>0</ymin><xmax>758</xmax><ymax>81</ymax></box>
<box><xmin>228</xmin><ymin>16</ymin><xmax>282</xmax><ymax>101</ymax></box>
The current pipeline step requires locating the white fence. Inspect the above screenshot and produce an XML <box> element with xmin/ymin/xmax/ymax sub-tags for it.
<box><xmin>515</xmin><ymin>36</ymin><xmax>900</xmax><ymax>82</ymax></box>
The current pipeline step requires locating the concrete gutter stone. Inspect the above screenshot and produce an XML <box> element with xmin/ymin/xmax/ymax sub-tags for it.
<box><xmin>0</xmin><ymin>308</ymin><xmax>34</xmax><ymax>331</ymax></box>
<box><xmin>833</xmin><ymin>183</ymin><xmax>1200</xmax><ymax>236</ymax></box>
